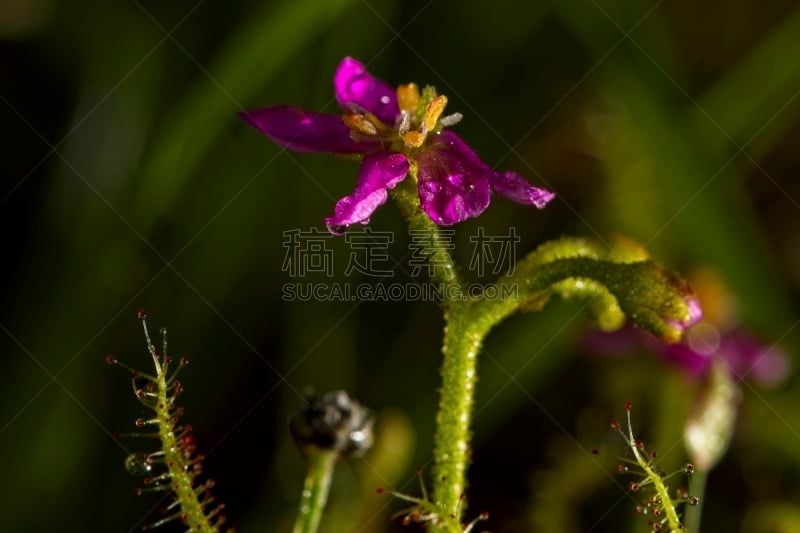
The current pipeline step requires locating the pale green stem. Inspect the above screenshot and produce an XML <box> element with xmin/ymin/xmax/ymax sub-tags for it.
<box><xmin>684</xmin><ymin>468</ymin><xmax>708</xmax><ymax>533</ymax></box>
<box><xmin>293</xmin><ymin>449</ymin><xmax>339</xmax><ymax>533</ymax></box>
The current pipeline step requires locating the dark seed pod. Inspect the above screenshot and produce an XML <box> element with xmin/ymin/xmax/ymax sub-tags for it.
<box><xmin>290</xmin><ymin>389</ymin><xmax>374</xmax><ymax>457</ymax></box>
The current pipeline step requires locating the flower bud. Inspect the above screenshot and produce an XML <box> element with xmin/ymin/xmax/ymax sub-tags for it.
<box><xmin>290</xmin><ymin>390</ymin><xmax>374</xmax><ymax>457</ymax></box>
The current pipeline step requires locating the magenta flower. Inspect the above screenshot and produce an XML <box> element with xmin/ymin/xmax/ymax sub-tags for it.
<box><xmin>660</xmin><ymin>324</ymin><xmax>789</xmax><ymax>385</ymax></box>
<box><xmin>240</xmin><ymin>57</ymin><xmax>554</xmax><ymax>232</ymax></box>
<box><xmin>585</xmin><ymin>322</ymin><xmax>789</xmax><ymax>386</ymax></box>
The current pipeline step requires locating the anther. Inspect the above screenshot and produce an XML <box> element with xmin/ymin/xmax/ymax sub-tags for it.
<box><xmin>402</xmin><ymin>131</ymin><xmax>426</xmax><ymax>148</ymax></box>
<box><xmin>423</xmin><ymin>95</ymin><xmax>447</xmax><ymax>133</ymax></box>
<box><xmin>397</xmin><ymin>83</ymin><xmax>420</xmax><ymax>112</ymax></box>
<box><xmin>342</xmin><ymin>114</ymin><xmax>378</xmax><ymax>136</ymax></box>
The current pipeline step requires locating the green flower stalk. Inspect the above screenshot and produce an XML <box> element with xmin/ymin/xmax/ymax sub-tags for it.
<box><xmin>290</xmin><ymin>390</ymin><xmax>374</xmax><ymax>533</ymax></box>
<box><xmin>293</xmin><ymin>450</ymin><xmax>338</xmax><ymax>533</ymax></box>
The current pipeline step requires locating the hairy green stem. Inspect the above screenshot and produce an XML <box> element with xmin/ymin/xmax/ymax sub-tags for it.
<box><xmin>391</xmin><ymin>175</ymin><xmax>460</xmax><ymax>287</ymax></box>
<box><xmin>431</xmin><ymin>304</ymin><xmax>489</xmax><ymax>521</ymax></box>
<box><xmin>293</xmin><ymin>449</ymin><xmax>338</xmax><ymax>533</ymax></box>
<box><xmin>392</xmin><ymin>184</ymin><xmax>695</xmax><ymax>528</ymax></box>
<box><xmin>392</xmin><ymin>180</ymin><xmax>481</xmax><ymax>525</ymax></box>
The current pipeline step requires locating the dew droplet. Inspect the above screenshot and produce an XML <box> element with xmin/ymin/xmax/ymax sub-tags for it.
<box><xmin>138</xmin><ymin>309</ymin><xmax>147</xmax><ymax>320</ymax></box>
<box><xmin>132</xmin><ymin>376</ymin><xmax>159</xmax><ymax>408</ymax></box>
<box><xmin>125</xmin><ymin>453</ymin><xmax>153</xmax><ymax>476</ymax></box>
<box><xmin>326</xmin><ymin>222</ymin><xmax>347</xmax><ymax>236</ymax></box>
<box><xmin>422</xmin><ymin>181</ymin><xmax>442</xmax><ymax>193</ymax></box>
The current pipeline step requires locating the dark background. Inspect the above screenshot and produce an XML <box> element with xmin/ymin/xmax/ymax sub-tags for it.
<box><xmin>2</xmin><ymin>1</ymin><xmax>800</xmax><ymax>531</ymax></box>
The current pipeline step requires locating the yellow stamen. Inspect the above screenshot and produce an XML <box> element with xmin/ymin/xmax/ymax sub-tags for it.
<box><xmin>342</xmin><ymin>114</ymin><xmax>378</xmax><ymax>136</ymax></box>
<box><xmin>397</xmin><ymin>83</ymin><xmax>421</xmax><ymax>112</ymax></box>
<box><xmin>363</xmin><ymin>112</ymin><xmax>387</xmax><ymax>131</ymax></box>
<box><xmin>423</xmin><ymin>95</ymin><xmax>447</xmax><ymax>132</ymax></box>
<box><xmin>402</xmin><ymin>131</ymin><xmax>425</xmax><ymax>148</ymax></box>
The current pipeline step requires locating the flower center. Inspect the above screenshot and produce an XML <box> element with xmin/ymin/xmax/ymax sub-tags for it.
<box><xmin>341</xmin><ymin>83</ymin><xmax>462</xmax><ymax>154</ymax></box>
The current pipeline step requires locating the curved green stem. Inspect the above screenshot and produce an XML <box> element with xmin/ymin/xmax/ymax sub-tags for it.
<box><xmin>293</xmin><ymin>449</ymin><xmax>338</xmax><ymax>533</ymax></box>
<box><xmin>375</xmin><ymin>225</ymin><xmax>697</xmax><ymax>529</ymax></box>
<box><xmin>481</xmin><ymin>255</ymin><xmax>697</xmax><ymax>343</ymax></box>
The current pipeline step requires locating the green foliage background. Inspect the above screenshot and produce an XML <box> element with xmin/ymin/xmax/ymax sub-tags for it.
<box><xmin>1</xmin><ymin>1</ymin><xmax>799</xmax><ymax>531</ymax></box>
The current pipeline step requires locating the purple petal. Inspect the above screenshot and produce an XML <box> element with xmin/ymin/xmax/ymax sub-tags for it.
<box><xmin>659</xmin><ymin>342</ymin><xmax>713</xmax><ymax>378</ymax></box>
<box><xmin>720</xmin><ymin>330</ymin><xmax>790</xmax><ymax>386</ymax></box>
<box><xmin>240</xmin><ymin>105</ymin><xmax>378</xmax><ymax>154</ymax></box>
<box><xmin>581</xmin><ymin>325</ymin><xmax>644</xmax><ymax>358</ymax></box>
<box><xmin>334</xmin><ymin>57</ymin><xmax>398</xmax><ymax>126</ymax></box>
<box><xmin>325</xmin><ymin>152</ymin><xmax>409</xmax><ymax>231</ymax></box>
<box><xmin>491</xmin><ymin>171</ymin><xmax>555</xmax><ymax>209</ymax></box>
<box><xmin>416</xmin><ymin>131</ymin><xmax>492</xmax><ymax>225</ymax></box>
